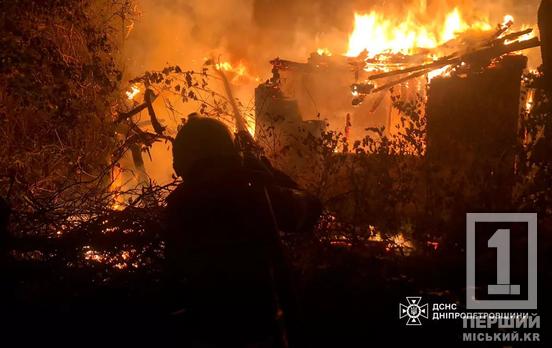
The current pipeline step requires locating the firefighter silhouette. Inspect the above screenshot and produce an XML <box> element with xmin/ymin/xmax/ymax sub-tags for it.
<box><xmin>164</xmin><ymin>115</ymin><xmax>321</xmax><ymax>347</ymax></box>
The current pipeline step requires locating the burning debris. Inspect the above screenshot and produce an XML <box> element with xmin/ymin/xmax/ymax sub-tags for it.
<box><xmin>349</xmin><ymin>15</ymin><xmax>539</xmax><ymax>104</ymax></box>
<box><xmin>262</xmin><ymin>13</ymin><xmax>539</xmax><ymax>107</ymax></box>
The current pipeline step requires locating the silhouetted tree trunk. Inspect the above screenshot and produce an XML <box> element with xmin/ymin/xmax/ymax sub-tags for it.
<box><xmin>539</xmin><ymin>0</ymin><xmax>552</xmax><ymax>90</ymax></box>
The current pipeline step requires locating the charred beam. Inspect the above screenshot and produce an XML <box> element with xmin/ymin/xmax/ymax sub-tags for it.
<box><xmin>372</xmin><ymin>69</ymin><xmax>433</xmax><ymax>93</ymax></box>
<box><xmin>115</xmin><ymin>93</ymin><xmax>159</xmax><ymax>123</ymax></box>
<box><xmin>144</xmin><ymin>88</ymin><xmax>166</xmax><ymax>135</ymax></box>
<box><xmin>369</xmin><ymin>37</ymin><xmax>540</xmax><ymax>82</ymax></box>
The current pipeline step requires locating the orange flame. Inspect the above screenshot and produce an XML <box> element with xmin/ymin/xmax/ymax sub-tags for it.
<box><xmin>216</xmin><ymin>61</ymin><xmax>248</xmax><ymax>78</ymax></box>
<box><xmin>110</xmin><ymin>166</ymin><xmax>125</xmax><ymax>211</ymax></box>
<box><xmin>126</xmin><ymin>85</ymin><xmax>140</xmax><ymax>100</ymax></box>
<box><xmin>346</xmin><ymin>8</ymin><xmax>492</xmax><ymax>58</ymax></box>
<box><xmin>316</xmin><ymin>48</ymin><xmax>332</xmax><ymax>56</ymax></box>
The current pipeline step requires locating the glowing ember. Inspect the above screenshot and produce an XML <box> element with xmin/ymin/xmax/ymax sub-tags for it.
<box><xmin>391</xmin><ymin>233</ymin><xmax>414</xmax><ymax>250</ymax></box>
<box><xmin>427</xmin><ymin>241</ymin><xmax>440</xmax><ymax>251</ymax></box>
<box><xmin>84</xmin><ymin>249</ymin><xmax>104</xmax><ymax>263</ymax></box>
<box><xmin>82</xmin><ymin>246</ymin><xmax>140</xmax><ymax>270</ymax></box>
<box><xmin>525</xmin><ymin>89</ymin><xmax>535</xmax><ymax>112</ymax></box>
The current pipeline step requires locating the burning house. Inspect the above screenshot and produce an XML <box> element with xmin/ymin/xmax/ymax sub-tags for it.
<box><xmin>254</xmin><ymin>12</ymin><xmax>541</xmax><ymax>227</ymax></box>
<box><xmin>256</xmin><ymin>12</ymin><xmax>538</xmax><ymax>141</ymax></box>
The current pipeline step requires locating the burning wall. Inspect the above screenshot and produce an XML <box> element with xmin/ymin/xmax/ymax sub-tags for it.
<box><xmin>426</xmin><ymin>55</ymin><xmax>528</xmax><ymax>226</ymax></box>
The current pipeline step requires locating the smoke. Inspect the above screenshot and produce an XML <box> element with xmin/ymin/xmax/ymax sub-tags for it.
<box><xmin>123</xmin><ymin>0</ymin><xmax>352</xmax><ymax>78</ymax></box>
<box><xmin>124</xmin><ymin>0</ymin><xmax>541</xmax><ymax>78</ymax></box>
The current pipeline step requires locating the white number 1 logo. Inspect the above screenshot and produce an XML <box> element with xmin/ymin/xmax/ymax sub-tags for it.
<box><xmin>488</xmin><ymin>229</ymin><xmax>520</xmax><ymax>295</ymax></box>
